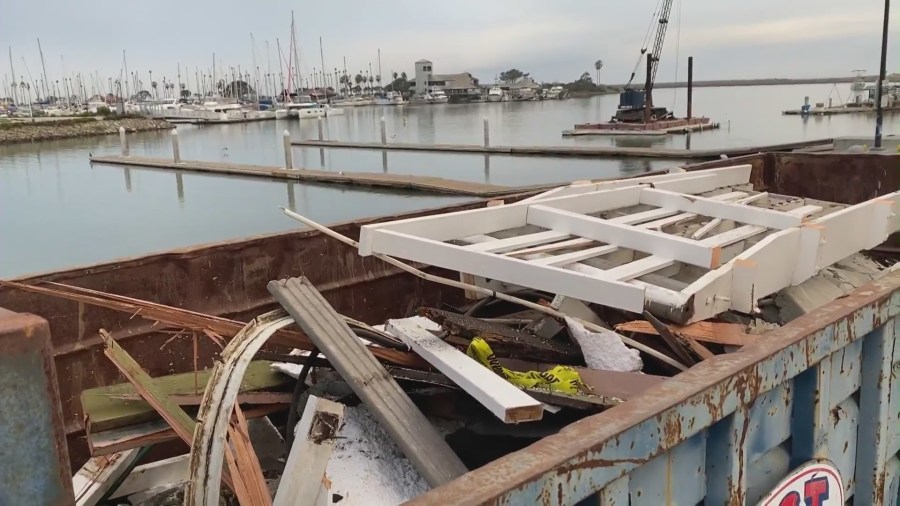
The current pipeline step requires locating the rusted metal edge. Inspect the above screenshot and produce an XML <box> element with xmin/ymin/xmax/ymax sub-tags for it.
<box><xmin>186</xmin><ymin>310</ymin><xmax>293</xmax><ymax>506</ymax></box>
<box><xmin>268</xmin><ymin>277</ymin><xmax>468</xmax><ymax>487</ymax></box>
<box><xmin>406</xmin><ymin>271</ymin><xmax>900</xmax><ymax>505</ymax></box>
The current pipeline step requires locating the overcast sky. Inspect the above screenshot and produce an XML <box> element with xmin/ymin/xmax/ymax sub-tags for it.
<box><xmin>1</xmin><ymin>0</ymin><xmax>896</xmax><ymax>91</ymax></box>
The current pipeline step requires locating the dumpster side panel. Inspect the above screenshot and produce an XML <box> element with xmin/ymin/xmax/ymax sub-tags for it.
<box><xmin>407</xmin><ymin>273</ymin><xmax>900</xmax><ymax>505</ymax></box>
<box><xmin>0</xmin><ymin>309</ymin><xmax>73</xmax><ymax>505</ymax></box>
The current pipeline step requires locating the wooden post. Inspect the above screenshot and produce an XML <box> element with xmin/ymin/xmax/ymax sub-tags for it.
<box><xmin>483</xmin><ymin>117</ymin><xmax>490</xmax><ymax>147</ymax></box>
<box><xmin>283</xmin><ymin>130</ymin><xmax>293</xmax><ymax>170</ymax></box>
<box><xmin>380</xmin><ymin>116</ymin><xmax>387</xmax><ymax>145</ymax></box>
<box><xmin>171</xmin><ymin>129</ymin><xmax>181</xmax><ymax>163</ymax></box>
<box><xmin>686</xmin><ymin>56</ymin><xmax>694</xmax><ymax>120</ymax></box>
<box><xmin>317</xmin><ymin>116</ymin><xmax>323</xmax><ymax>140</ymax></box>
<box><xmin>119</xmin><ymin>126</ymin><xmax>129</xmax><ymax>156</ymax></box>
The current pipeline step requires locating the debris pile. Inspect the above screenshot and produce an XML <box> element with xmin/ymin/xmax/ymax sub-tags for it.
<box><xmin>9</xmin><ymin>166</ymin><xmax>897</xmax><ymax>505</ymax></box>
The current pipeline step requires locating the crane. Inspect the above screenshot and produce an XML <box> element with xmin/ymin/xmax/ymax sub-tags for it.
<box><xmin>615</xmin><ymin>0</ymin><xmax>676</xmax><ymax>123</ymax></box>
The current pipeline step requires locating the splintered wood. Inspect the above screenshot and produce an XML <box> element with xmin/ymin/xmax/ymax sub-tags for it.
<box><xmin>615</xmin><ymin>320</ymin><xmax>756</xmax><ymax>347</ymax></box>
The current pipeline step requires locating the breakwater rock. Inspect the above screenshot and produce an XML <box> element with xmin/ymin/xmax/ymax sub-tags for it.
<box><xmin>0</xmin><ymin>117</ymin><xmax>173</xmax><ymax>144</ymax></box>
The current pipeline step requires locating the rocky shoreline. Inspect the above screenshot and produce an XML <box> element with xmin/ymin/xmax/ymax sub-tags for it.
<box><xmin>0</xmin><ymin>117</ymin><xmax>173</xmax><ymax>145</ymax></box>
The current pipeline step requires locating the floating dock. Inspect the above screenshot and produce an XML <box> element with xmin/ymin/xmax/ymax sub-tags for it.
<box><xmin>782</xmin><ymin>104</ymin><xmax>900</xmax><ymax>116</ymax></box>
<box><xmin>291</xmin><ymin>138</ymin><xmax>833</xmax><ymax>160</ymax></box>
<box><xmin>87</xmin><ymin>155</ymin><xmax>536</xmax><ymax>197</ymax></box>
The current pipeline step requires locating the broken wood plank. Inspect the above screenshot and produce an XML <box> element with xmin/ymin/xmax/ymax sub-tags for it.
<box><xmin>98</xmin><ymin>329</ymin><xmax>236</xmax><ymax>493</ymax></box>
<box><xmin>387</xmin><ymin>317</ymin><xmax>543</xmax><ymax>424</ymax></box>
<box><xmin>98</xmin><ymin>390</ymin><xmax>291</xmax><ymax>406</ymax></box>
<box><xmin>88</xmin><ymin>404</ymin><xmax>286</xmax><ymax>456</ymax></box>
<box><xmin>82</xmin><ymin>360</ymin><xmax>291</xmax><ymax>432</ymax></box>
<box><xmin>72</xmin><ymin>449</ymin><xmax>142</xmax><ymax>506</ymax></box>
<box><xmin>641</xmin><ymin>311</ymin><xmax>696</xmax><ymax>367</ymax></box>
<box><xmin>226</xmin><ymin>405</ymin><xmax>272</xmax><ymax>506</ymax></box>
<box><xmin>274</xmin><ymin>395</ymin><xmax>346</xmax><ymax>506</ymax></box>
<box><xmin>0</xmin><ymin>280</ymin><xmax>423</xmax><ymax>368</ymax></box>
<box><xmin>99</xmin><ymin>330</ymin><xmax>198</xmax><ymax>447</ymax></box>
<box><xmin>614</xmin><ymin>320</ymin><xmax>757</xmax><ymax>347</ymax></box>
<box><xmin>421</xmin><ymin>308</ymin><xmax>579</xmax><ymax>364</ymax></box>
<box><xmin>268</xmin><ymin>277</ymin><xmax>468</xmax><ymax>487</ymax></box>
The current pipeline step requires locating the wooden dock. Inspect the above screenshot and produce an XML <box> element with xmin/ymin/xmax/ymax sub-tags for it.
<box><xmin>291</xmin><ymin>138</ymin><xmax>832</xmax><ymax>159</ymax></box>
<box><xmin>87</xmin><ymin>155</ymin><xmax>538</xmax><ymax>197</ymax></box>
<box><xmin>782</xmin><ymin>105</ymin><xmax>900</xmax><ymax>116</ymax></box>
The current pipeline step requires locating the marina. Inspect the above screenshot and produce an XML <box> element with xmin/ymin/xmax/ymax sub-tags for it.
<box><xmin>3</xmin><ymin>0</ymin><xmax>900</xmax><ymax>504</ymax></box>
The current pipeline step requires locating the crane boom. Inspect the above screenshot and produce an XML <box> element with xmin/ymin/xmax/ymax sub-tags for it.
<box><xmin>648</xmin><ymin>0</ymin><xmax>674</xmax><ymax>86</ymax></box>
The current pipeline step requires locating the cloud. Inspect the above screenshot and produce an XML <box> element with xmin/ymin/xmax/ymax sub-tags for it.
<box><xmin>684</xmin><ymin>12</ymin><xmax>883</xmax><ymax>48</ymax></box>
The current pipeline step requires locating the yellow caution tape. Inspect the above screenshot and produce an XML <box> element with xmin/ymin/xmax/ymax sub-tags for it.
<box><xmin>466</xmin><ymin>337</ymin><xmax>588</xmax><ymax>394</ymax></box>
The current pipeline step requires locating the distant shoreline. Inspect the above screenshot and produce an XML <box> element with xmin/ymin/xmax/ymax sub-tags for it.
<box><xmin>0</xmin><ymin>117</ymin><xmax>173</xmax><ymax>145</ymax></box>
<box><xmin>646</xmin><ymin>76</ymin><xmax>880</xmax><ymax>89</ymax></box>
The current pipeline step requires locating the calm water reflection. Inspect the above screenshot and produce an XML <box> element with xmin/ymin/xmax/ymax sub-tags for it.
<box><xmin>1</xmin><ymin>83</ymin><xmax>896</xmax><ymax>277</ymax></box>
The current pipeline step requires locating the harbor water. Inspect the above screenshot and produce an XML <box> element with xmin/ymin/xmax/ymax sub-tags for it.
<box><xmin>2</xmin><ymin>83</ymin><xmax>897</xmax><ymax>277</ymax></box>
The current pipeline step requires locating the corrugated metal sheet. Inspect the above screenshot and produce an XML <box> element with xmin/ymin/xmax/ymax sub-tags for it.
<box><xmin>268</xmin><ymin>277</ymin><xmax>468</xmax><ymax>486</ymax></box>
<box><xmin>407</xmin><ymin>271</ymin><xmax>900</xmax><ymax>505</ymax></box>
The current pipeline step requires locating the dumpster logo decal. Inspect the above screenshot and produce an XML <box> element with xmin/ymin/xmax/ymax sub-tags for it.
<box><xmin>758</xmin><ymin>459</ymin><xmax>843</xmax><ymax>506</ymax></box>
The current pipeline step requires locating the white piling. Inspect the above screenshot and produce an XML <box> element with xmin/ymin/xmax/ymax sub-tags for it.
<box><xmin>483</xmin><ymin>117</ymin><xmax>490</xmax><ymax>147</ymax></box>
<box><xmin>380</xmin><ymin>116</ymin><xmax>387</xmax><ymax>145</ymax></box>
<box><xmin>317</xmin><ymin>116</ymin><xmax>324</xmax><ymax>140</ymax></box>
<box><xmin>119</xmin><ymin>127</ymin><xmax>129</xmax><ymax>156</ymax></box>
<box><xmin>283</xmin><ymin>130</ymin><xmax>293</xmax><ymax>170</ymax></box>
<box><xmin>171</xmin><ymin>129</ymin><xmax>181</xmax><ymax>163</ymax></box>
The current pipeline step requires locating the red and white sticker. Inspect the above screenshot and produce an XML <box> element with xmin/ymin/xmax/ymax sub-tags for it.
<box><xmin>758</xmin><ymin>459</ymin><xmax>844</xmax><ymax>506</ymax></box>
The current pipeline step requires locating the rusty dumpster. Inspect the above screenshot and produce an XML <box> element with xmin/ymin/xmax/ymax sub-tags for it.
<box><xmin>406</xmin><ymin>270</ymin><xmax>900</xmax><ymax>504</ymax></box>
<box><xmin>0</xmin><ymin>150</ymin><xmax>897</xmax><ymax>504</ymax></box>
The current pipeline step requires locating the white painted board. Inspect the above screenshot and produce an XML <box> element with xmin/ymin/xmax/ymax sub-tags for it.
<box><xmin>386</xmin><ymin>317</ymin><xmax>543</xmax><ymax>424</ymax></box>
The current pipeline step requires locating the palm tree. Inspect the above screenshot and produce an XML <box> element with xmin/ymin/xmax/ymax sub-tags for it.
<box><xmin>151</xmin><ymin>81</ymin><xmax>158</xmax><ymax>99</ymax></box>
<box><xmin>354</xmin><ymin>74</ymin><xmax>363</xmax><ymax>95</ymax></box>
<box><xmin>369</xmin><ymin>75</ymin><xmax>375</xmax><ymax>94</ymax></box>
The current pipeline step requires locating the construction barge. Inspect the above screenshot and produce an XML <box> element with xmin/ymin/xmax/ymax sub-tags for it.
<box><xmin>1</xmin><ymin>150</ymin><xmax>899</xmax><ymax>504</ymax></box>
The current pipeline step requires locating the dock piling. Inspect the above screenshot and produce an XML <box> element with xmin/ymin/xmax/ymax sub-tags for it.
<box><xmin>119</xmin><ymin>127</ymin><xmax>129</xmax><ymax>156</ymax></box>
<box><xmin>687</xmin><ymin>56</ymin><xmax>694</xmax><ymax>120</ymax></box>
<box><xmin>317</xmin><ymin>116</ymin><xmax>324</xmax><ymax>141</ymax></box>
<box><xmin>171</xmin><ymin>129</ymin><xmax>181</xmax><ymax>163</ymax></box>
<box><xmin>380</xmin><ymin>116</ymin><xmax>387</xmax><ymax>145</ymax></box>
<box><xmin>283</xmin><ymin>130</ymin><xmax>293</xmax><ymax>170</ymax></box>
<box><xmin>483</xmin><ymin>118</ymin><xmax>490</xmax><ymax>147</ymax></box>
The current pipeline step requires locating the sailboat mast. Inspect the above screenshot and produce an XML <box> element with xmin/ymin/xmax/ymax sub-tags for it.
<box><xmin>123</xmin><ymin>50</ymin><xmax>129</xmax><ymax>99</ymax></box>
<box><xmin>8</xmin><ymin>47</ymin><xmax>17</xmax><ymax>105</ymax></box>
<box><xmin>378</xmin><ymin>48</ymin><xmax>382</xmax><ymax>84</ymax></box>
<box><xmin>37</xmin><ymin>38</ymin><xmax>50</xmax><ymax>101</ymax></box>
<box><xmin>277</xmin><ymin>38</ymin><xmax>287</xmax><ymax>99</ymax></box>
<box><xmin>251</xmin><ymin>33</ymin><xmax>260</xmax><ymax>106</ymax></box>
<box><xmin>319</xmin><ymin>36</ymin><xmax>326</xmax><ymax>89</ymax></box>
<box><xmin>291</xmin><ymin>11</ymin><xmax>301</xmax><ymax>93</ymax></box>
<box><xmin>266</xmin><ymin>40</ymin><xmax>273</xmax><ymax>97</ymax></box>
<box><xmin>212</xmin><ymin>52</ymin><xmax>216</xmax><ymax>97</ymax></box>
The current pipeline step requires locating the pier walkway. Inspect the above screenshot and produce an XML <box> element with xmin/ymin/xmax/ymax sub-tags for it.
<box><xmin>88</xmin><ymin>155</ymin><xmax>541</xmax><ymax>197</ymax></box>
<box><xmin>290</xmin><ymin>138</ymin><xmax>832</xmax><ymax>160</ymax></box>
